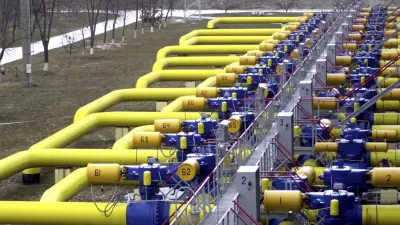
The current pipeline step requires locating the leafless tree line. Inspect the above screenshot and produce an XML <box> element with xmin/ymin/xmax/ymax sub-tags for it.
<box><xmin>0</xmin><ymin>0</ymin><xmax>178</xmax><ymax>76</ymax></box>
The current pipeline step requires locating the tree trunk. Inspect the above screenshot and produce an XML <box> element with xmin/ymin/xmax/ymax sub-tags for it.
<box><xmin>43</xmin><ymin>42</ymin><xmax>49</xmax><ymax>73</ymax></box>
<box><xmin>112</xmin><ymin>17</ymin><xmax>117</xmax><ymax>44</ymax></box>
<box><xmin>134</xmin><ymin>0</ymin><xmax>139</xmax><ymax>39</ymax></box>
<box><xmin>151</xmin><ymin>4</ymin><xmax>155</xmax><ymax>33</ymax></box>
<box><xmin>90</xmin><ymin>31</ymin><xmax>95</xmax><ymax>55</ymax></box>
<box><xmin>122</xmin><ymin>0</ymin><xmax>127</xmax><ymax>42</ymax></box>
<box><xmin>141</xmin><ymin>0</ymin><xmax>144</xmax><ymax>35</ymax></box>
<box><xmin>103</xmin><ymin>1</ymin><xmax>109</xmax><ymax>47</ymax></box>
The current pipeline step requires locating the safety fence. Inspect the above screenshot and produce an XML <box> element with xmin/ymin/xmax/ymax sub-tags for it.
<box><xmin>168</xmin><ymin>7</ymin><xmax>347</xmax><ymax>225</ymax></box>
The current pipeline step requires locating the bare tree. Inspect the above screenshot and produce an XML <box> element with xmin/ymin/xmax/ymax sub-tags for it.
<box><xmin>134</xmin><ymin>0</ymin><xmax>139</xmax><ymax>39</ymax></box>
<box><xmin>165</xmin><ymin>0</ymin><xmax>176</xmax><ymax>25</ymax></box>
<box><xmin>277</xmin><ymin>0</ymin><xmax>296</xmax><ymax>12</ymax></box>
<box><xmin>141</xmin><ymin>0</ymin><xmax>144</xmax><ymax>35</ymax></box>
<box><xmin>85</xmin><ymin>0</ymin><xmax>102</xmax><ymax>55</ymax></box>
<box><xmin>121</xmin><ymin>0</ymin><xmax>128</xmax><ymax>42</ymax></box>
<box><xmin>102</xmin><ymin>0</ymin><xmax>110</xmax><ymax>49</ymax></box>
<box><xmin>31</xmin><ymin>0</ymin><xmax>56</xmax><ymax>73</ymax></box>
<box><xmin>111</xmin><ymin>0</ymin><xmax>120</xmax><ymax>44</ymax></box>
<box><xmin>0</xmin><ymin>0</ymin><xmax>19</xmax><ymax>66</ymax></box>
<box><xmin>213</xmin><ymin>0</ymin><xmax>241</xmax><ymax>14</ymax></box>
<box><xmin>158</xmin><ymin>0</ymin><xmax>164</xmax><ymax>29</ymax></box>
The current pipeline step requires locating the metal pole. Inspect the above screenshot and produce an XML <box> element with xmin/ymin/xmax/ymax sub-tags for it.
<box><xmin>198</xmin><ymin>0</ymin><xmax>202</xmax><ymax>21</ymax></box>
<box><xmin>20</xmin><ymin>0</ymin><xmax>32</xmax><ymax>87</ymax></box>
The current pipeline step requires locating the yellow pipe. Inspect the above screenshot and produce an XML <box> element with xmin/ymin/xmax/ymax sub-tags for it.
<box><xmin>41</xmin><ymin>167</ymin><xmax>140</xmax><ymax>202</ymax></box>
<box><xmin>111</xmin><ymin>112</ymin><xmax>216</xmax><ymax>150</ymax></box>
<box><xmin>197</xmin><ymin>77</ymin><xmax>217</xmax><ymax>87</ymax></box>
<box><xmin>1</xmin><ymin>148</ymin><xmax>176</xmax><ymax>181</ymax></box>
<box><xmin>152</xmin><ymin>56</ymin><xmax>240</xmax><ymax>71</ymax></box>
<box><xmin>0</xmin><ymin>201</ymin><xmax>127</xmax><ymax>225</ymax></box>
<box><xmin>374</xmin><ymin>113</ymin><xmax>400</xmax><ymax>125</ymax></box>
<box><xmin>376</xmin><ymin>100</ymin><xmax>400</xmax><ymax>111</ymax></box>
<box><xmin>40</xmin><ymin>168</ymin><xmax>90</xmax><ymax>202</ymax></box>
<box><xmin>112</xmin><ymin>125</ymin><xmax>155</xmax><ymax>149</ymax></box>
<box><xmin>179</xmin><ymin>29</ymin><xmax>281</xmax><ymax>45</ymax></box>
<box><xmin>74</xmin><ymin>88</ymin><xmax>198</xmax><ymax>122</ymax></box>
<box><xmin>380</xmin><ymin>60</ymin><xmax>400</xmax><ymax>68</ymax></box>
<box><xmin>181</xmin><ymin>36</ymin><xmax>273</xmax><ymax>46</ymax></box>
<box><xmin>24</xmin><ymin>112</ymin><xmax>206</xmax><ymax>175</ymax></box>
<box><xmin>135</xmin><ymin>70</ymin><xmax>222</xmax><ymax>88</ymax></box>
<box><xmin>207</xmin><ymin>17</ymin><xmax>304</xmax><ymax>29</ymax></box>
<box><xmin>362</xmin><ymin>205</ymin><xmax>400</xmax><ymax>225</ymax></box>
<box><xmin>378</xmin><ymin>77</ymin><xmax>400</xmax><ymax>87</ymax></box>
<box><xmin>156</xmin><ymin>45</ymin><xmax>258</xmax><ymax>61</ymax></box>
<box><xmin>161</xmin><ymin>96</ymin><xmax>193</xmax><ymax>112</ymax></box>
<box><xmin>370</xmin><ymin>150</ymin><xmax>400</xmax><ymax>167</ymax></box>
<box><xmin>372</xmin><ymin>125</ymin><xmax>400</xmax><ymax>141</ymax></box>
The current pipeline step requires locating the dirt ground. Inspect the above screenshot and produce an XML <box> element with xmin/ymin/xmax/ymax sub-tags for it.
<box><xmin>0</xmin><ymin>12</ymin><xmax>298</xmax><ymax>204</ymax></box>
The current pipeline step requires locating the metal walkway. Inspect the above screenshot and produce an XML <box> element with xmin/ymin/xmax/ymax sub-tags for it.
<box><xmin>201</xmin><ymin>11</ymin><xmax>345</xmax><ymax>225</ymax></box>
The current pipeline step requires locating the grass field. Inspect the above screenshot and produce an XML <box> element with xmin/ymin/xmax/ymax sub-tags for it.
<box><xmin>0</xmin><ymin>12</ymin><xmax>295</xmax><ymax>202</ymax></box>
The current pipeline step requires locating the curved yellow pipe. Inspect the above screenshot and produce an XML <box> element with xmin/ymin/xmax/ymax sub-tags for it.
<box><xmin>74</xmin><ymin>88</ymin><xmax>198</xmax><ymax>122</ymax></box>
<box><xmin>152</xmin><ymin>56</ymin><xmax>240</xmax><ymax>71</ymax></box>
<box><xmin>156</xmin><ymin>45</ymin><xmax>258</xmax><ymax>61</ymax></box>
<box><xmin>179</xmin><ymin>29</ymin><xmax>281</xmax><ymax>45</ymax></box>
<box><xmin>181</xmin><ymin>36</ymin><xmax>272</xmax><ymax>46</ymax></box>
<box><xmin>24</xmin><ymin>112</ymin><xmax>206</xmax><ymax>175</ymax></box>
<box><xmin>135</xmin><ymin>70</ymin><xmax>222</xmax><ymax>88</ymax></box>
<box><xmin>207</xmin><ymin>17</ymin><xmax>302</xmax><ymax>29</ymax></box>
<box><xmin>40</xmin><ymin>168</ymin><xmax>89</xmax><ymax>202</ymax></box>
<box><xmin>197</xmin><ymin>77</ymin><xmax>217</xmax><ymax>87</ymax></box>
<box><xmin>0</xmin><ymin>201</ymin><xmax>127</xmax><ymax>225</ymax></box>
<box><xmin>161</xmin><ymin>96</ymin><xmax>192</xmax><ymax>112</ymax></box>
<box><xmin>1</xmin><ymin>148</ymin><xmax>176</xmax><ymax>181</ymax></box>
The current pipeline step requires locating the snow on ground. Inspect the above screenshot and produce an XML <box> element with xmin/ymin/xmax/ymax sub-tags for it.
<box><xmin>0</xmin><ymin>9</ymin><xmax>330</xmax><ymax>65</ymax></box>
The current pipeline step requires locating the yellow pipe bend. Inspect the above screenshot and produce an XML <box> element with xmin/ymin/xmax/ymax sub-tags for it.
<box><xmin>207</xmin><ymin>17</ymin><xmax>303</xmax><ymax>29</ymax></box>
<box><xmin>152</xmin><ymin>56</ymin><xmax>240</xmax><ymax>71</ymax></box>
<box><xmin>179</xmin><ymin>29</ymin><xmax>281</xmax><ymax>45</ymax></box>
<box><xmin>135</xmin><ymin>70</ymin><xmax>222</xmax><ymax>88</ymax></box>
<box><xmin>74</xmin><ymin>88</ymin><xmax>197</xmax><ymax>122</ymax></box>
<box><xmin>156</xmin><ymin>45</ymin><xmax>258</xmax><ymax>61</ymax></box>
<box><xmin>197</xmin><ymin>77</ymin><xmax>217</xmax><ymax>87</ymax></box>
<box><xmin>181</xmin><ymin>36</ymin><xmax>273</xmax><ymax>46</ymax></box>
<box><xmin>24</xmin><ymin>112</ymin><xmax>206</xmax><ymax>175</ymax></box>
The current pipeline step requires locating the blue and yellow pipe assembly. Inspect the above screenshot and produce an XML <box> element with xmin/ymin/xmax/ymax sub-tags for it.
<box><xmin>263</xmin><ymin>5</ymin><xmax>400</xmax><ymax>225</ymax></box>
<box><xmin>1</xmin><ymin>4</ymin><xmax>400</xmax><ymax>225</ymax></box>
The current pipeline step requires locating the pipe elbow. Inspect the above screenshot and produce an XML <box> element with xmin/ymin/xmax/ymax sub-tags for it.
<box><xmin>156</xmin><ymin>46</ymin><xmax>171</xmax><ymax>61</ymax></box>
<box><xmin>207</xmin><ymin>18</ymin><xmax>220</xmax><ymax>29</ymax></box>
<box><xmin>152</xmin><ymin>59</ymin><xmax>167</xmax><ymax>71</ymax></box>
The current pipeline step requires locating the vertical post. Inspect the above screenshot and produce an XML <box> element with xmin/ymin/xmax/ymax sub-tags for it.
<box><xmin>346</xmin><ymin>15</ymin><xmax>354</xmax><ymax>27</ymax></box>
<box><xmin>184</xmin><ymin>0</ymin><xmax>187</xmax><ymax>22</ymax></box>
<box><xmin>298</xmin><ymin>43</ymin><xmax>305</xmax><ymax>66</ymax></box>
<box><xmin>327</xmin><ymin>44</ymin><xmax>336</xmax><ymax>66</ymax></box>
<box><xmin>276</xmin><ymin>112</ymin><xmax>294</xmax><ymax>160</ymax></box>
<box><xmin>335</xmin><ymin>32</ymin><xmax>343</xmax><ymax>49</ymax></box>
<box><xmin>299</xmin><ymin>81</ymin><xmax>313</xmax><ymax>119</ymax></box>
<box><xmin>341</xmin><ymin>23</ymin><xmax>349</xmax><ymax>38</ymax></box>
<box><xmin>236</xmin><ymin>166</ymin><xmax>260</xmax><ymax>225</ymax></box>
<box><xmin>20</xmin><ymin>0</ymin><xmax>33</xmax><ymax>87</ymax></box>
<box><xmin>198</xmin><ymin>0</ymin><xmax>202</xmax><ymax>21</ymax></box>
<box><xmin>315</xmin><ymin>59</ymin><xmax>327</xmax><ymax>88</ymax></box>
